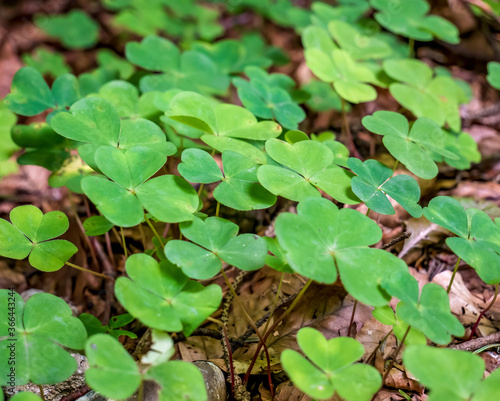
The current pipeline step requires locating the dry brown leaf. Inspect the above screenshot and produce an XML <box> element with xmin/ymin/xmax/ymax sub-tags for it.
<box><xmin>355</xmin><ymin>317</ymin><xmax>397</xmax><ymax>364</ymax></box>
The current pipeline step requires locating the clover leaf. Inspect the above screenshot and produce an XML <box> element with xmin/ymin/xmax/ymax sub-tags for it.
<box><xmin>85</xmin><ymin>334</ymin><xmax>142</xmax><ymax>399</ymax></box>
<box><xmin>310</xmin><ymin>1</ymin><xmax>370</xmax><ymax>26</ymax></box>
<box><xmin>0</xmin><ymin>205</ymin><xmax>77</xmax><ymax>272</ymax></box>
<box><xmin>435</xmin><ymin>130</ymin><xmax>481</xmax><ymax>170</ymax></box>
<box><xmin>0</xmin><ymin>100</ymin><xmax>19</xmax><ymax>176</ymax></box>
<box><xmin>165</xmin><ymin>216</ymin><xmax>268</xmax><ymax>279</ymax></box>
<box><xmin>383</xmin><ymin>59</ymin><xmax>468</xmax><ymax>131</ymax></box>
<box><xmin>257</xmin><ymin>138</ymin><xmax>359</xmax><ymax>204</ymax></box>
<box><xmin>0</xmin><ymin>291</ymin><xmax>87</xmax><ymax>385</ymax></box>
<box><xmin>423</xmin><ymin>196</ymin><xmax>500</xmax><ymax>284</ymax></box>
<box><xmin>362</xmin><ymin>111</ymin><xmax>458</xmax><ymax>179</ymax></box>
<box><xmin>370</xmin><ymin>0</ymin><xmax>460</xmax><ymax>44</ymax></box>
<box><xmin>487</xmin><ymin>61</ymin><xmax>500</xmax><ymax>89</ymax></box>
<box><xmin>125</xmin><ymin>35</ymin><xmax>229</xmax><ymax>95</ymax></box>
<box><xmin>35</xmin><ymin>10</ymin><xmax>99</xmax><ymax>49</ymax></box>
<box><xmin>167</xmin><ymin>91</ymin><xmax>281</xmax><ymax>163</ymax></box>
<box><xmin>115</xmin><ymin>253</ymin><xmax>222</xmax><ymax>335</ymax></box>
<box><xmin>178</xmin><ymin>149</ymin><xmax>276</xmax><ymax>210</ymax></box>
<box><xmin>303</xmin><ymin>26</ymin><xmax>378</xmax><ymax>103</ymax></box>
<box><xmin>404</xmin><ymin>345</ymin><xmax>500</xmax><ymax>401</ymax></box>
<box><xmin>232</xmin><ymin>66</ymin><xmax>306</xmax><ymax>130</ymax></box>
<box><xmin>372</xmin><ymin>305</ymin><xmax>426</xmax><ymax>346</ymax></box>
<box><xmin>347</xmin><ymin>158</ymin><xmax>422</xmax><ymax>217</ymax></box>
<box><xmin>381</xmin><ymin>271</ymin><xmax>464</xmax><ymax>344</ymax></box>
<box><xmin>281</xmin><ymin>328</ymin><xmax>381</xmax><ymax>401</ymax></box>
<box><xmin>22</xmin><ymin>48</ymin><xmax>70</xmax><ymax>78</ymax></box>
<box><xmin>96</xmin><ymin>49</ymin><xmax>135</xmax><ymax>80</ymax></box>
<box><xmin>275</xmin><ymin>197</ymin><xmax>408</xmax><ymax>306</ymax></box>
<box><xmin>302</xmin><ymin>80</ymin><xmax>343</xmax><ymax>112</ymax></box>
<box><xmin>78</xmin><ymin>313</ymin><xmax>136</xmax><ymax>340</ymax></box>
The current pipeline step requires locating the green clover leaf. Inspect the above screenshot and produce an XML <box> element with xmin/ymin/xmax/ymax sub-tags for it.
<box><xmin>423</xmin><ymin>196</ymin><xmax>500</xmax><ymax>284</ymax></box>
<box><xmin>22</xmin><ymin>49</ymin><xmax>70</xmax><ymax>79</ymax></box>
<box><xmin>78</xmin><ymin>313</ymin><xmax>136</xmax><ymax>340</ymax></box>
<box><xmin>167</xmin><ymin>91</ymin><xmax>281</xmax><ymax>163</ymax></box>
<box><xmin>232</xmin><ymin>67</ymin><xmax>306</xmax><ymax>129</ymax></box>
<box><xmin>381</xmin><ymin>271</ymin><xmax>464</xmax><ymax>344</ymax></box>
<box><xmin>85</xmin><ymin>334</ymin><xmax>142</xmax><ymax>399</ymax></box>
<box><xmin>383</xmin><ymin>59</ymin><xmax>468</xmax><ymax>131</ymax></box>
<box><xmin>362</xmin><ymin>111</ymin><xmax>458</xmax><ymax>179</ymax></box>
<box><xmin>275</xmin><ymin>197</ymin><xmax>408</xmax><ymax>306</ymax></box>
<box><xmin>347</xmin><ymin>158</ymin><xmax>422</xmax><ymax>217</ymax></box>
<box><xmin>302</xmin><ymin>80</ymin><xmax>343</xmax><ymax>112</ymax></box>
<box><xmin>35</xmin><ymin>10</ymin><xmax>99</xmax><ymax>49</ymax></box>
<box><xmin>372</xmin><ymin>305</ymin><xmax>427</xmax><ymax>346</ymax></box>
<box><xmin>370</xmin><ymin>0</ymin><xmax>459</xmax><ymax>43</ymax></box>
<box><xmin>165</xmin><ymin>216</ymin><xmax>268</xmax><ymax>279</ymax></box>
<box><xmin>281</xmin><ymin>328</ymin><xmax>381</xmax><ymax>401</ymax></box>
<box><xmin>434</xmin><ymin>130</ymin><xmax>481</xmax><ymax>170</ymax></box>
<box><xmin>0</xmin><ymin>291</ymin><xmax>87</xmax><ymax>385</ymax></box>
<box><xmin>178</xmin><ymin>149</ymin><xmax>276</xmax><ymax>210</ymax></box>
<box><xmin>311</xmin><ymin>1</ymin><xmax>370</xmax><ymax>27</ymax></box>
<box><xmin>83</xmin><ymin>216</ymin><xmax>115</xmax><ymax>236</ymax></box>
<box><xmin>404</xmin><ymin>346</ymin><xmax>500</xmax><ymax>401</ymax></box>
<box><xmin>303</xmin><ymin>26</ymin><xmax>378</xmax><ymax>103</ymax></box>
<box><xmin>257</xmin><ymin>138</ymin><xmax>359</xmax><ymax>204</ymax></box>
<box><xmin>96</xmin><ymin>49</ymin><xmax>135</xmax><ymax>80</ymax></box>
<box><xmin>0</xmin><ymin>100</ymin><xmax>19</xmax><ymax>176</ymax></box>
<box><xmin>487</xmin><ymin>61</ymin><xmax>500</xmax><ymax>90</ymax></box>
<box><xmin>115</xmin><ymin>253</ymin><xmax>222</xmax><ymax>335</ymax></box>
<box><xmin>0</xmin><ymin>205</ymin><xmax>77</xmax><ymax>272</ymax></box>
<box><xmin>126</xmin><ymin>35</ymin><xmax>229</xmax><ymax>95</ymax></box>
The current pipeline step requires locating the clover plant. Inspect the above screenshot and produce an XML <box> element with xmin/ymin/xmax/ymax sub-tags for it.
<box><xmin>22</xmin><ymin>49</ymin><xmax>70</xmax><ymax>78</ymax></box>
<box><xmin>0</xmin><ymin>290</ymin><xmax>87</xmax><ymax>385</ymax></box>
<box><xmin>0</xmin><ymin>205</ymin><xmax>77</xmax><ymax>272</ymax></box>
<box><xmin>1</xmin><ymin>2</ymin><xmax>496</xmax><ymax>400</ymax></box>
<box><xmin>383</xmin><ymin>59</ymin><xmax>470</xmax><ymax>131</ymax></box>
<box><xmin>404</xmin><ymin>346</ymin><xmax>500</xmax><ymax>401</ymax></box>
<box><xmin>35</xmin><ymin>10</ymin><xmax>99</xmax><ymax>49</ymax></box>
<box><xmin>370</xmin><ymin>0</ymin><xmax>460</xmax><ymax>44</ymax></box>
<box><xmin>362</xmin><ymin>111</ymin><xmax>459</xmax><ymax>179</ymax></box>
<box><xmin>125</xmin><ymin>36</ymin><xmax>229</xmax><ymax>95</ymax></box>
<box><xmin>281</xmin><ymin>328</ymin><xmax>381</xmax><ymax>401</ymax></box>
<box><xmin>423</xmin><ymin>196</ymin><xmax>500</xmax><ymax>285</ymax></box>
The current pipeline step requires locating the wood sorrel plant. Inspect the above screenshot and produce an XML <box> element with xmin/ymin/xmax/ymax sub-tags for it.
<box><xmin>1</xmin><ymin>1</ymin><xmax>499</xmax><ymax>400</ymax></box>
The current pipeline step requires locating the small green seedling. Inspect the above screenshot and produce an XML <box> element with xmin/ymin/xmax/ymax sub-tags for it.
<box><xmin>381</xmin><ymin>271</ymin><xmax>465</xmax><ymax>344</ymax></box>
<box><xmin>281</xmin><ymin>328</ymin><xmax>381</xmax><ymax>401</ymax></box>
<box><xmin>0</xmin><ymin>205</ymin><xmax>77</xmax><ymax>272</ymax></box>
<box><xmin>303</xmin><ymin>26</ymin><xmax>379</xmax><ymax>103</ymax></box>
<box><xmin>22</xmin><ymin>48</ymin><xmax>70</xmax><ymax>78</ymax></box>
<box><xmin>372</xmin><ymin>304</ymin><xmax>426</xmax><ymax>346</ymax></box>
<box><xmin>115</xmin><ymin>253</ymin><xmax>222</xmax><ymax>335</ymax></box>
<box><xmin>423</xmin><ymin>196</ymin><xmax>500</xmax><ymax>285</ymax></box>
<box><xmin>370</xmin><ymin>0</ymin><xmax>460</xmax><ymax>44</ymax></box>
<box><xmin>487</xmin><ymin>61</ymin><xmax>500</xmax><ymax>90</ymax></box>
<box><xmin>383</xmin><ymin>59</ymin><xmax>469</xmax><ymax>131</ymax></box>
<box><xmin>0</xmin><ymin>291</ymin><xmax>87</xmax><ymax>385</ymax></box>
<box><xmin>167</xmin><ymin>91</ymin><xmax>281</xmax><ymax>163</ymax></box>
<box><xmin>178</xmin><ymin>149</ymin><xmax>276</xmax><ymax>210</ymax></box>
<box><xmin>125</xmin><ymin>35</ymin><xmax>229</xmax><ymax>94</ymax></box>
<box><xmin>165</xmin><ymin>216</ymin><xmax>268</xmax><ymax>279</ymax></box>
<box><xmin>257</xmin><ymin>138</ymin><xmax>358</xmax><ymax>204</ymax></box>
<box><xmin>275</xmin><ymin>197</ymin><xmax>408</xmax><ymax>306</ymax></box>
<box><xmin>362</xmin><ymin>111</ymin><xmax>459</xmax><ymax>179</ymax></box>
<box><xmin>232</xmin><ymin>66</ymin><xmax>306</xmax><ymax>129</ymax></box>
<box><xmin>35</xmin><ymin>10</ymin><xmax>99</xmax><ymax>49</ymax></box>
<box><xmin>5</xmin><ymin>67</ymin><xmax>80</xmax><ymax>118</ymax></box>
<box><xmin>78</xmin><ymin>313</ymin><xmax>137</xmax><ymax>339</ymax></box>
<box><xmin>404</xmin><ymin>345</ymin><xmax>500</xmax><ymax>400</ymax></box>
<box><xmin>347</xmin><ymin>158</ymin><xmax>422</xmax><ymax>217</ymax></box>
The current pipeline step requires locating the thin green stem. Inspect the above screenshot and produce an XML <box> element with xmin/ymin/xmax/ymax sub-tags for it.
<box><xmin>145</xmin><ymin>214</ymin><xmax>164</xmax><ymax>247</ymax></box>
<box><xmin>65</xmin><ymin>262</ymin><xmax>114</xmax><ymax>281</ymax></box>
<box><xmin>197</xmin><ymin>183</ymin><xmax>204</xmax><ymax>197</ymax></box>
<box><xmin>263</xmin><ymin>272</ymin><xmax>284</xmax><ymax>335</ymax></box>
<box><xmin>447</xmin><ymin>258</ymin><xmax>461</xmax><ymax>294</ymax></box>
<box><xmin>243</xmin><ymin>279</ymin><xmax>313</xmax><ymax>383</ymax></box>
<box><xmin>473</xmin><ymin>343</ymin><xmax>500</xmax><ymax>354</ymax></box>
<box><xmin>408</xmin><ymin>38</ymin><xmax>414</xmax><ymax>58</ymax></box>
<box><xmin>215</xmin><ymin>201</ymin><xmax>221</xmax><ymax>218</ymax></box>
<box><xmin>366</xmin><ymin>208</ymin><xmax>371</xmax><ymax>217</ymax></box>
<box><xmin>120</xmin><ymin>227</ymin><xmax>128</xmax><ymax>258</ymax></box>
<box><xmin>392</xmin><ymin>159</ymin><xmax>399</xmax><ymax>172</ymax></box>
<box><xmin>137</xmin><ymin>381</ymin><xmax>144</xmax><ymax>401</ymax></box>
